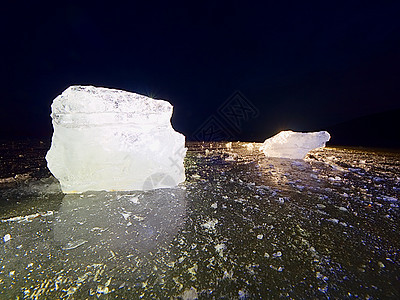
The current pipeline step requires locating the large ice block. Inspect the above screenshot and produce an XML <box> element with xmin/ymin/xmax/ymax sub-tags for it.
<box><xmin>46</xmin><ymin>86</ymin><xmax>186</xmax><ymax>193</ymax></box>
<box><xmin>260</xmin><ymin>130</ymin><xmax>330</xmax><ymax>159</ymax></box>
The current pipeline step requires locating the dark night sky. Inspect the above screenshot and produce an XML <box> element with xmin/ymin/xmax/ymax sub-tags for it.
<box><xmin>1</xmin><ymin>1</ymin><xmax>400</xmax><ymax>146</ymax></box>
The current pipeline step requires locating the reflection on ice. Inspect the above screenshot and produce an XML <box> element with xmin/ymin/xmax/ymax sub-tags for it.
<box><xmin>54</xmin><ymin>188</ymin><xmax>187</xmax><ymax>258</ymax></box>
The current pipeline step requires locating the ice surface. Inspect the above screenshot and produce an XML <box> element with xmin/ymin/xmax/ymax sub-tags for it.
<box><xmin>46</xmin><ymin>86</ymin><xmax>186</xmax><ymax>193</ymax></box>
<box><xmin>1</xmin><ymin>141</ymin><xmax>400</xmax><ymax>298</ymax></box>
<box><xmin>54</xmin><ymin>189</ymin><xmax>186</xmax><ymax>256</ymax></box>
<box><xmin>260</xmin><ymin>130</ymin><xmax>330</xmax><ymax>159</ymax></box>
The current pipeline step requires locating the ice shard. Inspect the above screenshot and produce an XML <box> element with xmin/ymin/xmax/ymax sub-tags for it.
<box><xmin>46</xmin><ymin>86</ymin><xmax>186</xmax><ymax>193</ymax></box>
<box><xmin>260</xmin><ymin>130</ymin><xmax>330</xmax><ymax>159</ymax></box>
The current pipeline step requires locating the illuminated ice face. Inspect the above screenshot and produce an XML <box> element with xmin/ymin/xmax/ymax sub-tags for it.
<box><xmin>260</xmin><ymin>130</ymin><xmax>331</xmax><ymax>159</ymax></box>
<box><xmin>46</xmin><ymin>86</ymin><xmax>186</xmax><ymax>193</ymax></box>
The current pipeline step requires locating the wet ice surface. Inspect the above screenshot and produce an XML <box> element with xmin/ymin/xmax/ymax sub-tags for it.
<box><xmin>0</xmin><ymin>141</ymin><xmax>399</xmax><ymax>298</ymax></box>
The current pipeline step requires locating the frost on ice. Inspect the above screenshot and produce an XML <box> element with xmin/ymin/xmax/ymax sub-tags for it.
<box><xmin>46</xmin><ymin>86</ymin><xmax>186</xmax><ymax>193</ymax></box>
<box><xmin>260</xmin><ymin>130</ymin><xmax>330</xmax><ymax>159</ymax></box>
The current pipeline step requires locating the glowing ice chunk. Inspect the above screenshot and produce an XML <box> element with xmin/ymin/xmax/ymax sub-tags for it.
<box><xmin>46</xmin><ymin>86</ymin><xmax>186</xmax><ymax>193</ymax></box>
<box><xmin>260</xmin><ymin>130</ymin><xmax>330</xmax><ymax>159</ymax></box>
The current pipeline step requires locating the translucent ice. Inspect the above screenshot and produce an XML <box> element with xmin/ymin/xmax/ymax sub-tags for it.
<box><xmin>46</xmin><ymin>86</ymin><xmax>186</xmax><ymax>193</ymax></box>
<box><xmin>260</xmin><ymin>130</ymin><xmax>330</xmax><ymax>159</ymax></box>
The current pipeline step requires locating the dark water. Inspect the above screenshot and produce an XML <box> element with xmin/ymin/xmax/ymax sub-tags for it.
<box><xmin>0</xmin><ymin>141</ymin><xmax>399</xmax><ymax>299</ymax></box>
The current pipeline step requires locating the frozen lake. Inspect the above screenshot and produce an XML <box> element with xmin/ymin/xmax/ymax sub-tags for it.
<box><xmin>1</xmin><ymin>141</ymin><xmax>399</xmax><ymax>298</ymax></box>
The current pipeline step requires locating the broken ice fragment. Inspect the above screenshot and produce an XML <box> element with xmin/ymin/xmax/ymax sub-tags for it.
<box><xmin>61</xmin><ymin>239</ymin><xmax>88</xmax><ymax>250</ymax></box>
<box><xmin>3</xmin><ymin>234</ymin><xmax>11</xmax><ymax>242</ymax></box>
<box><xmin>215</xmin><ymin>243</ymin><xmax>226</xmax><ymax>257</ymax></box>
<box><xmin>46</xmin><ymin>86</ymin><xmax>186</xmax><ymax>193</ymax></box>
<box><xmin>260</xmin><ymin>130</ymin><xmax>330</xmax><ymax>159</ymax></box>
<box><xmin>120</xmin><ymin>212</ymin><xmax>131</xmax><ymax>220</ymax></box>
<box><xmin>201</xmin><ymin>219</ymin><xmax>218</xmax><ymax>231</ymax></box>
<box><xmin>327</xmin><ymin>218</ymin><xmax>339</xmax><ymax>224</ymax></box>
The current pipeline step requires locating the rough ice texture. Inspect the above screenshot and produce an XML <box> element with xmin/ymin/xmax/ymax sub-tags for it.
<box><xmin>46</xmin><ymin>86</ymin><xmax>186</xmax><ymax>193</ymax></box>
<box><xmin>260</xmin><ymin>130</ymin><xmax>330</xmax><ymax>159</ymax></box>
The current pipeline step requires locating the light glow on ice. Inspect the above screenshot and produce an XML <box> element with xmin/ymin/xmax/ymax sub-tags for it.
<box><xmin>260</xmin><ymin>130</ymin><xmax>330</xmax><ymax>159</ymax></box>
